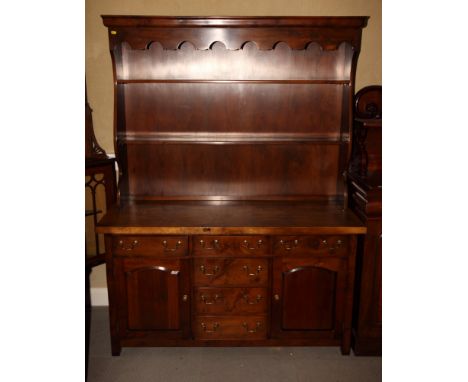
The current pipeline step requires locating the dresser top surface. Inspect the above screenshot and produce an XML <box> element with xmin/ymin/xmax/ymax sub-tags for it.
<box><xmin>97</xmin><ymin>201</ymin><xmax>366</xmax><ymax>235</ymax></box>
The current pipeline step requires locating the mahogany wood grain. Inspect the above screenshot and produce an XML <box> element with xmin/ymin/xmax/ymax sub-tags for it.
<box><xmin>97</xmin><ymin>201</ymin><xmax>366</xmax><ymax>235</ymax></box>
<box><xmin>114</xmin><ymin>257</ymin><xmax>191</xmax><ymax>338</ymax></box>
<box><xmin>271</xmin><ymin>254</ymin><xmax>354</xmax><ymax>355</ymax></box>
<box><xmin>122</xmin><ymin>83</ymin><xmax>344</xmax><ymax>135</ymax></box>
<box><xmin>124</xmin><ymin>143</ymin><xmax>341</xmax><ymax>200</ymax></box>
<box><xmin>126</xmin><ymin>268</ymin><xmax>179</xmax><ymax>330</ymax></box>
<box><xmin>281</xmin><ymin>266</ymin><xmax>336</xmax><ymax>330</ymax></box>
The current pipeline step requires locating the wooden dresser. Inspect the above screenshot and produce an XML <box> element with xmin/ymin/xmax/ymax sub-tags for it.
<box><xmin>96</xmin><ymin>16</ymin><xmax>369</xmax><ymax>356</ymax></box>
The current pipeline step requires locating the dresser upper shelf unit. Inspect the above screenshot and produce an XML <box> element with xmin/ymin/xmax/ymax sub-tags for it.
<box><xmin>103</xmin><ymin>16</ymin><xmax>368</xmax><ymax>203</ymax></box>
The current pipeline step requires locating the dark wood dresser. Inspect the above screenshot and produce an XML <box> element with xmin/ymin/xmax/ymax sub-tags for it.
<box><xmin>96</xmin><ymin>16</ymin><xmax>369</xmax><ymax>356</ymax></box>
<box><xmin>348</xmin><ymin>86</ymin><xmax>382</xmax><ymax>355</ymax></box>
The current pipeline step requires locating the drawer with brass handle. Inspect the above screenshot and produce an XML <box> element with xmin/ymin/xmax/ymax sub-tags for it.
<box><xmin>112</xmin><ymin>236</ymin><xmax>188</xmax><ymax>256</ymax></box>
<box><xmin>194</xmin><ymin>316</ymin><xmax>267</xmax><ymax>340</ymax></box>
<box><xmin>193</xmin><ymin>236</ymin><xmax>269</xmax><ymax>256</ymax></box>
<box><xmin>194</xmin><ymin>287</ymin><xmax>268</xmax><ymax>315</ymax></box>
<box><xmin>273</xmin><ymin>236</ymin><xmax>348</xmax><ymax>256</ymax></box>
<box><xmin>193</xmin><ymin>258</ymin><xmax>269</xmax><ymax>286</ymax></box>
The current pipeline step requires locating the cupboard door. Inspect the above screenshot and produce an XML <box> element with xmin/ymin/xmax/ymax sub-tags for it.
<box><xmin>116</xmin><ymin>258</ymin><xmax>190</xmax><ymax>337</ymax></box>
<box><xmin>282</xmin><ymin>266</ymin><xmax>336</xmax><ymax>330</ymax></box>
<box><xmin>271</xmin><ymin>256</ymin><xmax>348</xmax><ymax>339</ymax></box>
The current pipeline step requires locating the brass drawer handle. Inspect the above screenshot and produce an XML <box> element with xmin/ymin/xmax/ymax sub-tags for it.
<box><xmin>201</xmin><ymin>322</ymin><xmax>219</xmax><ymax>333</ymax></box>
<box><xmin>279</xmin><ymin>239</ymin><xmax>298</xmax><ymax>251</ymax></box>
<box><xmin>118</xmin><ymin>239</ymin><xmax>139</xmax><ymax>251</ymax></box>
<box><xmin>243</xmin><ymin>294</ymin><xmax>262</xmax><ymax>305</ymax></box>
<box><xmin>201</xmin><ymin>294</ymin><xmax>223</xmax><ymax>305</ymax></box>
<box><xmin>182</xmin><ymin>294</ymin><xmax>188</xmax><ymax>302</ymax></box>
<box><xmin>200</xmin><ymin>265</ymin><xmax>220</xmax><ymax>276</ymax></box>
<box><xmin>242</xmin><ymin>265</ymin><xmax>262</xmax><ymax>277</ymax></box>
<box><xmin>199</xmin><ymin>239</ymin><xmax>221</xmax><ymax>250</ymax></box>
<box><xmin>322</xmin><ymin>238</ymin><xmax>345</xmax><ymax>252</ymax></box>
<box><xmin>242</xmin><ymin>322</ymin><xmax>262</xmax><ymax>333</ymax></box>
<box><xmin>274</xmin><ymin>294</ymin><xmax>280</xmax><ymax>301</ymax></box>
<box><xmin>241</xmin><ymin>239</ymin><xmax>263</xmax><ymax>250</ymax></box>
<box><xmin>162</xmin><ymin>240</ymin><xmax>182</xmax><ymax>252</ymax></box>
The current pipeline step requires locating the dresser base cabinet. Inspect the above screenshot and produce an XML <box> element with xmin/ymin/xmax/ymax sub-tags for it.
<box><xmin>100</xmin><ymin>210</ymin><xmax>363</xmax><ymax>356</ymax></box>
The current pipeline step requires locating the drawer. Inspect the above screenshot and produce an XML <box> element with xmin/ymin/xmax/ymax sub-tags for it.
<box><xmin>194</xmin><ymin>287</ymin><xmax>268</xmax><ymax>315</ymax></box>
<box><xmin>194</xmin><ymin>316</ymin><xmax>267</xmax><ymax>340</ymax></box>
<box><xmin>193</xmin><ymin>236</ymin><xmax>269</xmax><ymax>256</ymax></box>
<box><xmin>112</xmin><ymin>235</ymin><xmax>188</xmax><ymax>256</ymax></box>
<box><xmin>193</xmin><ymin>258</ymin><xmax>269</xmax><ymax>286</ymax></box>
<box><xmin>273</xmin><ymin>236</ymin><xmax>348</xmax><ymax>256</ymax></box>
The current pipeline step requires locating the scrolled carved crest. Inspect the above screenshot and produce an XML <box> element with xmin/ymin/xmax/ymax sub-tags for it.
<box><xmin>354</xmin><ymin>86</ymin><xmax>382</xmax><ymax>119</ymax></box>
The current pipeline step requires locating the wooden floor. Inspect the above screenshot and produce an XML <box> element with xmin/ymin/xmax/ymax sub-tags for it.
<box><xmin>87</xmin><ymin>307</ymin><xmax>381</xmax><ymax>382</ymax></box>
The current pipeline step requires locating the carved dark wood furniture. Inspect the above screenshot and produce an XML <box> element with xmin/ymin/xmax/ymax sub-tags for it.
<box><xmin>85</xmin><ymin>86</ymin><xmax>117</xmax><ymax>378</ymax></box>
<box><xmin>96</xmin><ymin>16</ymin><xmax>369</xmax><ymax>356</ymax></box>
<box><xmin>348</xmin><ymin>85</ymin><xmax>382</xmax><ymax>355</ymax></box>
<box><xmin>85</xmin><ymin>83</ymin><xmax>117</xmax><ymax>267</ymax></box>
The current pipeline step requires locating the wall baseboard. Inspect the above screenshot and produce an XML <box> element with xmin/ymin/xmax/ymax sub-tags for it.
<box><xmin>91</xmin><ymin>287</ymin><xmax>109</xmax><ymax>306</ymax></box>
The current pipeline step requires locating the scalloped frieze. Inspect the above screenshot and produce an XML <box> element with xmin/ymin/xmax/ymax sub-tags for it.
<box><xmin>141</xmin><ymin>40</ymin><xmax>355</xmax><ymax>52</ymax></box>
<box><xmin>118</xmin><ymin>40</ymin><xmax>353</xmax><ymax>81</ymax></box>
<box><xmin>114</xmin><ymin>37</ymin><xmax>356</xmax><ymax>51</ymax></box>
